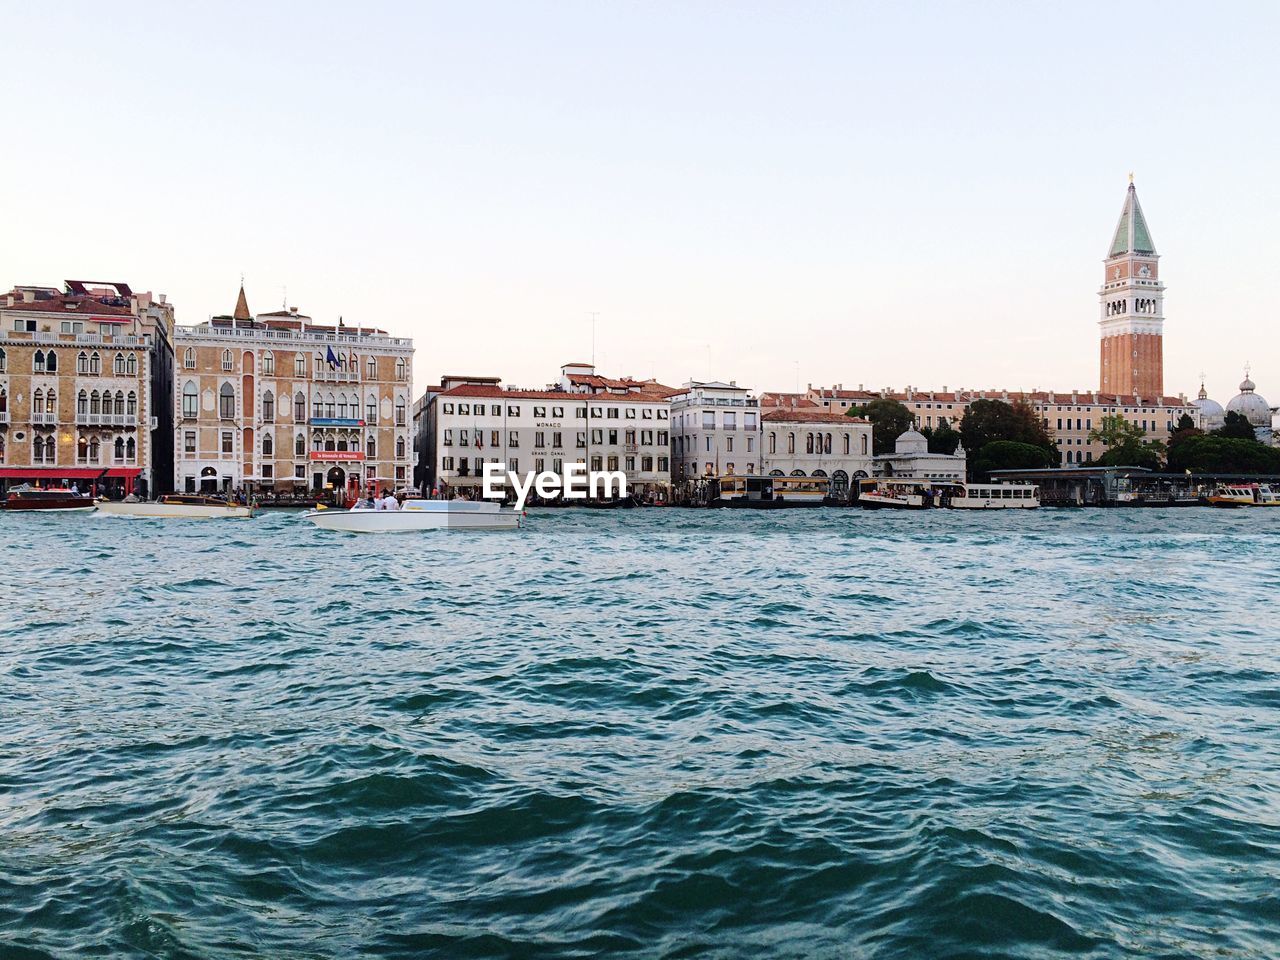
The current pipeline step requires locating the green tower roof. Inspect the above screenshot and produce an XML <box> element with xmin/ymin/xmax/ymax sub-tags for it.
<box><xmin>1109</xmin><ymin>182</ymin><xmax>1157</xmax><ymax>257</ymax></box>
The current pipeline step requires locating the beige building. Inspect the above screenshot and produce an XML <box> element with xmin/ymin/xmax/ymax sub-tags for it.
<box><xmin>173</xmin><ymin>287</ymin><xmax>414</xmax><ymax>496</ymax></box>
<box><xmin>0</xmin><ymin>281</ymin><xmax>175</xmax><ymax>497</ymax></box>
<box><xmin>760</xmin><ymin>408</ymin><xmax>873</xmax><ymax>496</ymax></box>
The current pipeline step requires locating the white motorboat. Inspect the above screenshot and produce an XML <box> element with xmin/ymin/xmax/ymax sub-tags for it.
<box><xmin>946</xmin><ymin>482</ymin><xmax>1040</xmax><ymax>509</ymax></box>
<box><xmin>304</xmin><ymin>498</ymin><xmax>522</xmax><ymax>533</ymax></box>
<box><xmin>96</xmin><ymin>494</ymin><xmax>257</xmax><ymax>519</ymax></box>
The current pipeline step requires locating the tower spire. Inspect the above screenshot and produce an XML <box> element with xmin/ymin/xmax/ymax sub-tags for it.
<box><xmin>233</xmin><ymin>282</ymin><xmax>252</xmax><ymax>322</ymax></box>
<box><xmin>1099</xmin><ymin>178</ymin><xmax>1164</xmax><ymax>397</ymax></box>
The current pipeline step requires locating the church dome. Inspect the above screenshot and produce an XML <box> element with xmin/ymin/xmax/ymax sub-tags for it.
<box><xmin>1226</xmin><ymin>369</ymin><xmax>1270</xmax><ymax>426</ymax></box>
<box><xmin>894</xmin><ymin>428</ymin><xmax>929</xmax><ymax>454</ymax></box>
<box><xmin>1193</xmin><ymin>381</ymin><xmax>1224</xmax><ymax>428</ymax></box>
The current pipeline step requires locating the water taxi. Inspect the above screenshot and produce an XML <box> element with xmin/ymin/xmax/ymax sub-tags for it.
<box><xmin>1207</xmin><ymin>483</ymin><xmax>1280</xmax><ymax>507</ymax></box>
<box><xmin>305</xmin><ymin>498</ymin><xmax>522</xmax><ymax>533</ymax></box>
<box><xmin>0</xmin><ymin>486</ymin><xmax>97</xmax><ymax>512</ymax></box>
<box><xmin>857</xmin><ymin>479</ymin><xmax>931</xmax><ymax>510</ymax></box>
<box><xmin>96</xmin><ymin>494</ymin><xmax>257</xmax><ymax>519</ymax></box>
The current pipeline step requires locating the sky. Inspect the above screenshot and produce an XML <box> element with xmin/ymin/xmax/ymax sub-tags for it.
<box><xmin>3</xmin><ymin>2</ymin><xmax>1276</xmax><ymax>405</ymax></box>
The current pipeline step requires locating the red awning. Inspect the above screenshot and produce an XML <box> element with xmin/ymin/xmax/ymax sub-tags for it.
<box><xmin>0</xmin><ymin>467</ymin><xmax>143</xmax><ymax>479</ymax></box>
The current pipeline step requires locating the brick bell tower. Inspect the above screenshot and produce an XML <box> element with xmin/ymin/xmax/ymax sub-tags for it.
<box><xmin>1099</xmin><ymin>176</ymin><xmax>1164</xmax><ymax>397</ymax></box>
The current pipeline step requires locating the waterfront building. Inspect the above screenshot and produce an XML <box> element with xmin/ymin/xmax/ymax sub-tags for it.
<box><xmin>0</xmin><ymin>280</ymin><xmax>175</xmax><ymax>497</ymax></box>
<box><xmin>873</xmin><ymin>427</ymin><xmax>967</xmax><ymax>480</ymax></box>
<box><xmin>760</xmin><ymin>409</ymin><xmax>873</xmax><ymax>498</ymax></box>
<box><xmin>669</xmin><ymin>380</ymin><xmax>761</xmax><ymax>479</ymax></box>
<box><xmin>172</xmin><ymin>287</ymin><xmax>414</xmax><ymax>497</ymax></box>
<box><xmin>422</xmin><ymin>364</ymin><xmax>673</xmax><ymax>499</ymax></box>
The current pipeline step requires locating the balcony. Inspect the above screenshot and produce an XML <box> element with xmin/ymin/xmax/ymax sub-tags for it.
<box><xmin>31</xmin><ymin>411</ymin><xmax>58</xmax><ymax>426</ymax></box>
<box><xmin>76</xmin><ymin>412</ymin><xmax>132</xmax><ymax>427</ymax></box>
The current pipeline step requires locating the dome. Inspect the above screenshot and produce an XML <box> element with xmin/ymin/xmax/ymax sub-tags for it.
<box><xmin>894</xmin><ymin>428</ymin><xmax>929</xmax><ymax>454</ymax></box>
<box><xmin>1226</xmin><ymin>369</ymin><xmax>1270</xmax><ymax>426</ymax></box>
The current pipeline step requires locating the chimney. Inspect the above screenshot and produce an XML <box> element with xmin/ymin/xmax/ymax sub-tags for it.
<box><xmin>289</xmin><ymin>306</ymin><xmax>299</xmax><ymax>316</ymax></box>
<box><xmin>159</xmin><ymin>293</ymin><xmax>167</xmax><ymax>305</ymax></box>
<box><xmin>22</xmin><ymin>290</ymin><xmax>35</xmax><ymax>303</ymax></box>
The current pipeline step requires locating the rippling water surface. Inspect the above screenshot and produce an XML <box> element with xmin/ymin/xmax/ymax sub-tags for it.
<box><xmin>1</xmin><ymin>507</ymin><xmax>1278</xmax><ymax>959</ymax></box>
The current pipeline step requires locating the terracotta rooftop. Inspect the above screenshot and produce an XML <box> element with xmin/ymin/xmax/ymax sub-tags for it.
<box><xmin>438</xmin><ymin>383</ymin><xmax>669</xmax><ymax>403</ymax></box>
<box><xmin>763</xmin><ymin>409</ymin><xmax>869</xmax><ymax>424</ymax></box>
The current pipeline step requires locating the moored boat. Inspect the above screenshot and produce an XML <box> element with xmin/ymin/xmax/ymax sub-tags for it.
<box><xmin>96</xmin><ymin>494</ymin><xmax>256</xmax><ymax>519</ymax></box>
<box><xmin>0</xmin><ymin>485</ymin><xmax>97</xmax><ymax>512</ymax></box>
<box><xmin>1207</xmin><ymin>485</ymin><xmax>1258</xmax><ymax>508</ymax></box>
<box><xmin>857</xmin><ymin>479</ymin><xmax>931</xmax><ymax>510</ymax></box>
<box><xmin>304</xmin><ymin>498</ymin><xmax>522</xmax><ymax>533</ymax></box>
<box><xmin>946</xmin><ymin>482</ymin><xmax>1040</xmax><ymax>509</ymax></box>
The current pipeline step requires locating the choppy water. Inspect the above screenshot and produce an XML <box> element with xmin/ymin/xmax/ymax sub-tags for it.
<box><xmin>1</xmin><ymin>507</ymin><xmax>1278</xmax><ymax>959</ymax></box>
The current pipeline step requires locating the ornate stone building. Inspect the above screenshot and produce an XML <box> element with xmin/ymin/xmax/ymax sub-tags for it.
<box><xmin>172</xmin><ymin>287</ymin><xmax>414</xmax><ymax>497</ymax></box>
<box><xmin>0</xmin><ymin>281</ymin><xmax>175</xmax><ymax>496</ymax></box>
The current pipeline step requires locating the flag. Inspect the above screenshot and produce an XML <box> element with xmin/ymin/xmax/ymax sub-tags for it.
<box><xmin>325</xmin><ymin>346</ymin><xmax>338</xmax><ymax>368</ymax></box>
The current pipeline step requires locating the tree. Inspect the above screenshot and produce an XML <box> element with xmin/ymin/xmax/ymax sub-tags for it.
<box><xmin>1166</xmin><ymin>435</ymin><xmax>1280</xmax><ymax>474</ymax></box>
<box><xmin>926</xmin><ymin>419</ymin><xmax>961</xmax><ymax>455</ymax></box>
<box><xmin>971</xmin><ymin>440</ymin><xmax>1056</xmax><ymax>479</ymax></box>
<box><xmin>959</xmin><ymin>399</ymin><xmax>1055</xmax><ymax>456</ymax></box>
<box><xmin>1217</xmin><ymin>411</ymin><xmax>1258</xmax><ymax>441</ymax></box>
<box><xmin>848</xmin><ymin>398</ymin><xmax>913</xmax><ymax>455</ymax></box>
<box><xmin>1175</xmin><ymin>412</ymin><xmax>1196</xmax><ymax>432</ymax></box>
<box><xmin>1087</xmin><ymin>414</ymin><xmax>1166</xmax><ymax>470</ymax></box>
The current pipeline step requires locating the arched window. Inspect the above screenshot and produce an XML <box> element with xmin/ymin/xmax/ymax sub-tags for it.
<box><xmin>0</xmin><ymin>347</ymin><xmax>6</xmax><ymax>373</ymax></box>
<box><xmin>324</xmin><ymin>434</ymin><xmax>336</xmax><ymax>452</ymax></box>
<box><xmin>788</xmin><ymin>432</ymin><xmax>795</xmax><ymax>455</ymax></box>
<box><xmin>825</xmin><ymin>433</ymin><xmax>832</xmax><ymax>455</ymax></box>
<box><xmin>0</xmin><ymin>386</ymin><xmax>7</xmax><ymax>418</ymax></box>
<box><xmin>337</xmin><ymin>393</ymin><xmax>348</xmax><ymax>419</ymax></box>
<box><xmin>312</xmin><ymin>432</ymin><xmax>323</xmax><ymax>452</ymax></box>
<box><xmin>89</xmin><ymin>437</ymin><xmax>100</xmax><ymax>461</ymax></box>
<box><xmin>33</xmin><ymin>350</ymin><xmax>45</xmax><ymax>373</ymax></box>
<box><xmin>219</xmin><ymin>382</ymin><xmax>235</xmax><ymax>419</ymax></box>
<box><xmin>46</xmin><ymin>351</ymin><xmax>57</xmax><ymax>373</ymax></box>
<box><xmin>0</xmin><ymin>434</ymin><xmax>5</xmax><ymax>462</ymax></box>
<box><xmin>806</xmin><ymin>433</ymin><xmax>814</xmax><ymax>454</ymax></box>
<box><xmin>294</xmin><ymin>353</ymin><xmax>305</xmax><ymax>377</ymax></box>
<box><xmin>395</xmin><ymin>357</ymin><xmax>407</xmax><ymax>381</ymax></box>
<box><xmin>44</xmin><ymin>389</ymin><xmax>55</xmax><ymax>414</ymax></box>
<box><xmin>336</xmin><ymin>434</ymin><xmax>348</xmax><ymax>452</ymax></box>
<box><xmin>395</xmin><ymin>436</ymin><xmax>406</xmax><ymax>459</ymax></box>
<box><xmin>90</xmin><ymin>391</ymin><xmax>101</xmax><ymax>415</ymax></box>
<box><xmin>843</xmin><ymin>434</ymin><xmax>850</xmax><ymax>455</ymax></box>
<box><xmin>126</xmin><ymin>437</ymin><xmax>136</xmax><ymax>461</ymax></box>
<box><xmin>184</xmin><ymin>347</ymin><xmax>195</xmax><ymax>369</ymax></box>
<box><xmin>33</xmin><ymin>388</ymin><xmax>43</xmax><ymax>412</ymax></box>
<box><xmin>295</xmin><ymin>433</ymin><xmax>305</xmax><ymax>457</ymax></box>
<box><xmin>114</xmin><ymin>353</ymin><xmax>126</xmax><ymax>375</ymax></box>
<box><xmin>262</xmin><ymin>390</ymin><xmax>275</xmax><ymax>422</ymax></box>
<box><xmin>366</xmin><ymin>397</ymin><xmax>377</xmax><ymax>423</ymax></box>
<box><xmin>221</xmin><ymin>349</ymin><xmax>233</xmax><ymax>371</ymax></box>
<box><xmin>366</xmin><ymin>356</ymin><xmax>377</xmax><ymax>379</ymax></box>
<box><xmin>89</xmin><ymin>352</ymin><xmax>100</xmax><ymax>375</ymax></box>
<box><xmin>262</xmin><ymin>434</ymin><xmax>273</xmax><ymax>456</ymax></box>
<box><xmin>366</xmin><ymin>434</ymin><xmax>376</xmax><ymax>458</ymax></box>
<box><xmin>860</xmin><ymin>434</ymin><xmax>868</xmax><ymax>455</ymax></box>
<box><xmin>77</xmin><ymin>351</ymin><xmax>89</xmax><ymax>374</ymax></box>
<box><xmin>395</xmin><ymin>398</ymin><xmax>406</xmax><ymax>425</ymax></box>
<box><xmin>126</xmin><ymin>392</ymin><xmax>137</xmax><ymax>417</ymax></box>
<box><xmin>114</xmin><ymin>391</ymin><xmax>125</xmax><ymax>416</ymax></box>
<box><xmin>182</xmin><ymin>382</ymin><xmax>198</xmax><ymax>418</ymax></box>
<box><xmin>261</xmin><ymin>352</ymin><xmax>274</xmax><ymax>376</ymax></box>
<box><xmin>126</xmin><ymin>353</ymin><xmax>137</xmax><ymax>376</ymax></box>
<box><xmin>77</xmin><ymin>436</ymin><xmax>88</xmax><ymax>461</ymax></box>
<box><xmin>325</xmin><ymin>393</ymin><xmax>335</xmax><ymax>418</ymax></box>
<box><xmin>349</xmin><ymin>355</ymin><xmax>359</xmax><ymax>378</ymax></box>
<box><xmin>294</xmin><ymin>391</ymin><xmax>306</xmax><ymax>422</ymax></box>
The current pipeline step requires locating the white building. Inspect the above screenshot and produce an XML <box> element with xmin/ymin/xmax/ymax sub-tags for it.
<box><xmin>760</xmin><ymin>409</ymin><xmax>873</xmax><ymax>498</ymax></box>
<box><xmin>670</xmin><ymin>380</ymin><xmax>761</xmax><ymax>479</ymax></box>
<box><xmin>873</xmin><ymin>428</ymin><xmax>967</xmax><ymax>480</ymax></box>
<box><xmin>423</xmin><ymin>367</ymin><xmax>673</xmax><ymax>500</ymax></box>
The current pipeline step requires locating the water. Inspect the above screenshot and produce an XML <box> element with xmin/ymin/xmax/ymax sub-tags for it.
<box><xmin>1</xmin><ymin>507</ymin><xmax>1278</xmax><ymax>959</ymax></box>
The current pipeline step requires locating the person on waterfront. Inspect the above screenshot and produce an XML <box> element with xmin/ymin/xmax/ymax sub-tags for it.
<box><xmin>380</xmin><ymin>489</ymin><xmax>399</xmax><ymax>511</ymax></box>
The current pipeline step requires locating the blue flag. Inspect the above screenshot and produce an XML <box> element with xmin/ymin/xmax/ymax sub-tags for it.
<box><xmin>325</xmin><ymin>346</ymin><xmax>338</xmax><ymax>368</ymax></box>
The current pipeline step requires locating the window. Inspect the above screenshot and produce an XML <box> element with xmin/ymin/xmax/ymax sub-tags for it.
<box><xmin>642</xmin><ymin>408</ymin><xmax>653</xmax><ymax>420</ymax></box>
<box><xmin>507</xmin><ymin>457</ymin><xmax>519</xmax><ymax>473</ymax></box>
<box><xmin>591</xmin><ymin>429</ymin><xmax>603</xmax><ymax>444</ymax></box>
<box><xmin>294</xmin><ymin>464</ymin><xmax>306</xmax><ymax>479</ymax></box>
<box><xmin>552</xmin><ymin>432</ymin><xmax>562</xmax><ymax>448</ymax></box>
<box><xmin>294</xmin><ymin>392</ymin><xmax>306</xmax><ymax>422</ymax></box>
<box><xmin>491</xmin><ymin>405</ymin><xmax>501</xmax><ymax>416</ymax></box>
<box><xmin>626</xmin><ymin>408</ymin><xmax>636</xmax><ymax>419</ymax></box>
<box><xmin>366</xmin><ymin>399</ymin><xmax>377</xmax><ymax>423</ymax></box>
<box><xmin>262</xmin><ymin>352</ymin><xmax>274</xmax><ymax>376</ymax></box>
<box><xmin>576</xmin><ymin>407</ymin><xmax>588</xmax><ymax>418</ymax></box>
<box><xmin>591</xmin><ymin>456</ymin><xmax>603</xmax><ymax>471</ymax></box>
<box><xmin>657</xmin><ymin>457</ymin><xmax>668</xmax><ymax>472</ymax></box>
<box><xmin>443</xmin><ymin>429</ymin><xmax>453</xmax><ymax>446</ymax></box>
<box><xmin>590</xmin><ymin>406</ymin><xmax>602</xmax><ymax>418</ymax></box>
<box><xmin>395</xmin><ymin>466</ymin><xmax>406</xmax><ymax>482</ymax></box>
<box><xmin>296</xmin><ymin>433</ymin><xmax>306</xmax><ymax>456</ymax></box>
<box><xmin>0</xmin><ymin>348</ymin><xmax>5</xmax><ymax>373</ymax></box>
<box><xmin>77</xmin><ymin>351</ymin><xmax>89</xmax><ymax>374</ymax></box>
<box><xmin>642</xmin><ymin>456</ymin><xmax>653</xmax><ymax>471</ymax></box>
<box><xmin>262</xmin><ymin>434</ymin><xmax>274</xmax><ymax>456</ymax></box>
<box><xmin>744</xmin><ymin>412</ymin><xmax>757</xmax><ymax>430</ymax></box>
<box><xmin>33</xmin><ymin>350</ymin><xmax>45</xmax><ymax>373</ymax></box>
<box><xmin>262</xmin><ymin>390</ymin><xmax>275</xmax><ymax>422</ymax></box>
<box><xmin>607</xmin><ymin>408</ymin><xmax>619</xmax><ymax>419</ymax></box>
<box><xmin>723</xmin><ymin>413</ymin><xmax>736</xmax><ymax>429</ymax></box>
<box><xmin>261</xmin><ymin>464</ymin><xmax>273</xmax><ymax>479</ymax></box>
<box><xmin>577</xmin><ymin>432</ymin><xmax>587</xmax><ymax>448</ymax></box>
<box><xmin>45</xmin><ymin>350</ymin><xmax>58</xmax><ymax>372</ymax></box>
<box><xmin>507</xmin><ymin>405</ymin><xmax>520</xmax><ymax>417</ymax></box>
<box><xmin>533</xmin><ymin>406</ymin><xmax>546</xmax><ymax>417</ymax></box>
<box><xmin>114</xmin><ymin>353</ymin><xmax>126</xmax><ymax>375</ymax></box>
<box><xmin>295</xmin><ymin>354</ymin><xmax>306</xmax><ymax>376</ymax></box>
<box><xmin>367</xmin><ymin>356</ymin><xmax>377</xmax><ymax>379</ymax></box>
<box><xmin>843</xmin><ymin>434</ymin><xmax>850</xmax><ymax>455</ymax></box>
<box><xmin>442</xmin><ymin>456</ymin><xmax>455</xmax><ymax>471</ymax></box>
<box><xmin>395</xmin><ymin>400</ymin><xmax>406</xmax><ymax>425</ymax></box>
<box><xmin>658</xmin><ymin>409</ymin><xmax>668</xmax><ymax>420</ymax></box>
<box><xmin>126</xmin><ymin>392</ymin><xmax>137</xmax><ymax>417</ymax></box>
<box><xmin>501</xmin><ymin>430</ymin><xmax>511</xmax><ymax>447</ymax></box>
<box><xmin>221</xmin><ymin>349</ymin><xmax>233</xmax><ymax>371</ymax></box>
<box><xmin>861</xmin><ymin>434</ymin><xmax>868</xmax><ymax>455</ymax></box>
<box><xmin>219</xmin><ymin>383</ymin><xmax>235</xmax><ymax>419</ymax></box>
<box><xmin>221</xmin><ymin>432</ymin><xmax>233</xmax><ymax>454</ymax></box>
<box><xmin>535</xmin><ymin>431</ymin><xmax>546</xmax><ymax>448</ymax></box>
<box><xmin>125</xmin><ymin>353</ymin><xmax>135</xmax><ymax>375</ymax></box>
<box><xmin>552</xmin><ymin>406</ymin><xmax>564</xmax><ymax>417</ymax></box>
<box><xmin>366</xmin><ymin>435</ymin><xmax>376</xmax><ymax>458</ymax></box>
<box><xmin>788</xmin><ymin>433</ymin><xmax>795</xmax><ymax>454</ymax></box>
<box><xmin>747</xmin><ymin>436</ymin><xmax>754</xmax><ymax>452</ymax></box>
<box><xmin>396</xmin><ymin>436</ymin><xmax>406</xmax><ymax>458</ymax></box>
<box><xmin>395</xmin><ymin>357</ymin><xmax>407</xmax><ymax>381</ymax></box>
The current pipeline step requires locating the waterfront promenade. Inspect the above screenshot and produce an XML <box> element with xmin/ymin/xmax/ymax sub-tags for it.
<box><xmin>1</xmin><ymin>508</ymin><xmax>1277</xmax><ymax>958</ymax></box>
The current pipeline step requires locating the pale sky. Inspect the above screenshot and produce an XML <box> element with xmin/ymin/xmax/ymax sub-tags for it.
<box><xmin>3</xmin><ymin>2</ymin><xmax>1276</xmax><ymax>405</ymax></box>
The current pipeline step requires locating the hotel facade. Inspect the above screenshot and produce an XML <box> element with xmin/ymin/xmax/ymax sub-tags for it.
<box><xmin>0</xmin><ymin>281</ymin><xmax>175</xmax><ymax>496</ymax></box>
<box><xmin>420</xmin><ymin>364</ymin><xmax>674</xmax><ymax>499</ymax></box>
<box><xmin>172</xmin><ymin>287</ymin><xmax>414</xmax><ymax>496</ymax></box>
